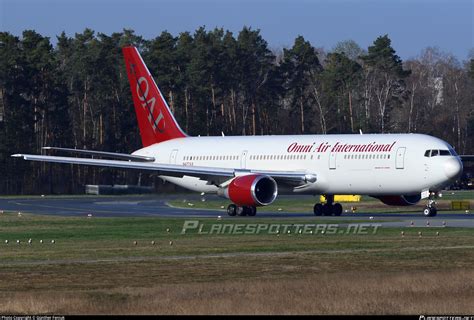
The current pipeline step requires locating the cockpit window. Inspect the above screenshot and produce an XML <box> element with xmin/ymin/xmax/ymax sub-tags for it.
<box><xmin>439</xmin><ymin>150</ymin><xmax>451</xmax><ymax>156</ymax></box>
<box><xmin>424</xmin><ymin>149</ymin><xmax>452</xmax><ymax>157</ymax></box>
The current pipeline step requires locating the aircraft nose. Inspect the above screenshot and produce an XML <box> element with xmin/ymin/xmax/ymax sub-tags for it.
<box><xmin>444</xmin><ymin>157</ymin><xmax>463</xmax><ymax>179</ymax></box>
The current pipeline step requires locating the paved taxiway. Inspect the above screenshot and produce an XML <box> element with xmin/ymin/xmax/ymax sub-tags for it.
<box><xmin>0</xmin><ymin>195</ymin><xmax>473</xmax><ymax>228</ymax></box>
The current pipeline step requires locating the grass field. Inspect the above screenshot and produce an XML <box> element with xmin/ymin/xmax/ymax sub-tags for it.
<box><xmin>0</xmin><ymin>210</ymin><xmax>473</xmax><ymax>314</ymax></box>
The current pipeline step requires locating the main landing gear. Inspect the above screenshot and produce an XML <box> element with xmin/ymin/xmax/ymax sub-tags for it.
<box><xmin>313</xmin><ymin>195</ymin><xmax>343</xmax><ymax>216</ymax></box>
<box><xmin>423</xmin><ymin>193</ymin><xmax>438</xmax><ymax>217</ymax></box>
<box><xmin>227</xmin><ymin>204</ymin><xmax>257</xmax><ymax>217</ymax></box>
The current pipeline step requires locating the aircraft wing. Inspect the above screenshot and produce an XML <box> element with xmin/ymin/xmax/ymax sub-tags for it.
<box><xmin>11</xmin><ymin>154</ymin><xmax>314</xmax><ymax>186</ymax></box>
<box><xmin>42</xmin><ymin>147</ymin><xmax>155</xmax><ymax>162</ymax></box>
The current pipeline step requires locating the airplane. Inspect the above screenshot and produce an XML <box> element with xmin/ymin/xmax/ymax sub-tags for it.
<box><xmin>12</xmin><ymin>46</ymin><xmax>468</xmax><ymax>217</ymax></box>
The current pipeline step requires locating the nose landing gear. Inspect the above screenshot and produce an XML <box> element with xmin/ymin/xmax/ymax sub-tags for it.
<box><xmin>423</xmin><ymin>193</ymin><xmax>438</xmax><ymax>217</ymax></box>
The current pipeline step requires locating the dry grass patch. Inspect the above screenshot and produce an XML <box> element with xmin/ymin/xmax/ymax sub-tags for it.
<box><xmin>1</xmin><ymin>269</ymin><xmax>472</xmax><ymax>315</ymax></box>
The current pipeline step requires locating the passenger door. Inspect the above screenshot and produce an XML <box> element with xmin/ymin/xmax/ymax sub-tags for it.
<box><xmin>169</xmin><ymin>149</ymin><xmax>178</xmax><ymax>164</ymax></box>
<box><xmin>396</xmin><ymin>147</ymin><xmax>406</xmax><ymax>169</ymax></box>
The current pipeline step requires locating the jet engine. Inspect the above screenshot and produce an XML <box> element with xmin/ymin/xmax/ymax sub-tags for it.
<box><xmin>221</xmin><ymin>174</ymin><xmax>278</xmax><ymax>206</ymax></box>
<box><xmin>375</xmin><ymin>194</ymin><xmax>422</xmax><ymax>206</ymax></box>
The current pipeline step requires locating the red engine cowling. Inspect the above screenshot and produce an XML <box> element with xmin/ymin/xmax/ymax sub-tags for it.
<box><xmin>225</xmin><ymin>174</ymin><xmax>278</xmax><ymax>206</ymax></box>
<box><xmin>376</xmin><ymin>194</ymin><xmax>422</xmax><ymax>206</ymax></box>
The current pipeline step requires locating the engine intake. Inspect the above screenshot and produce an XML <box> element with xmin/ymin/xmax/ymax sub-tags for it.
<box><xmin>376</xmin><ymin>194</ymin><xmax>421</xmax><ymax>206</ymax></box>
<box><xmin>223</xmin><ymin>174</ymin><xmax>278</xmax><ymax>206</ymax></box>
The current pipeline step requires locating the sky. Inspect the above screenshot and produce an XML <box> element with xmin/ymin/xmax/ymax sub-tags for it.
<box><xmin>1</xmin><ymin>0</ymin><xmax>473</xmax><ymax>61</ymax></box>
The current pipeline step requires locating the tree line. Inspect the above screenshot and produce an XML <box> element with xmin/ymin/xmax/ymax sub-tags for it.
<box><xmin>0</xmin><ymin>27</ymin><xmax>473</xmax><ymax>194</ymax></box>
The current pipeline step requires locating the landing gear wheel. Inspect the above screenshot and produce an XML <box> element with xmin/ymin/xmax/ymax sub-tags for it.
<box><xmin>423</xmin><ymin>206</ymin><xmax>437</xmax><ymax>217</ymax></box>
<box><xmin>236</xmin><ymin>206</ymin><xmax>247</xmax><ymax>216</ymax></box>
<box><xmin>227</xmin><ymin>204</ymin><xmax>237</xmax><ymax>216</ymax></box>
<box><xmin>247</xmin><ymin>206</ymin><xmax>257</xmax><ymax>216</ymax></box>
<box><xmin>333</xmin><ymin>203</ymin><xmax>343</xmax><ymax>216</ymax></box>
<box><xmin>423</xmin><ymin>192</ymin><xmax>439</xmax><ymax>217</ymax></box>
<box><xmin>322</xmin><ymin>204</ymin><xmax>333</xmax><ymax>216</ymax></box>
<box><xmin>423</xmin><ymin>207</ymin><xmax>431</xmax><ymax>217</ymax></box>
<box><xmin>313</xmin><ymin>203</ymin><xmax>323</xmax><ymax>216</ymax></box>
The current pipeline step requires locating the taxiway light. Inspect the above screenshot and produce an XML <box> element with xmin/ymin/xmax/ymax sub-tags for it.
<box><xmin>169</xmin><ymin>240</ymin><xmax>173</xmax><ymax>246</ymax></box>
<box><xmin>220</xmin><ymin>206</ymin><xmax>225</xmax><ymax>209</ymax></box>
<box><xmin>418</xmin><ymin>232</ymin><xmax>422</xmax><ymax>237</ymax></box>
<box><xmin>426</xmin><ymin>221</ymin><xmax>430</xmax><ymax>227</ymax></box>
<box><xmin>410</xmin><ymin>221</ymin><xmax>414</xmax><ymax>226</ymax></box>
<box><xmin>28</xmin><ymin>239</ymin><xmax>32</xmax><ymax>245</ymax></box>
<box><xmin>39</xmin><ymin>240</ymin><xmax>43</xmax><ymax>244</ymax></box>
<box><xmin>166</xmin><ymin>228</ymin><xmax>171</xmax><ymax>233</ymax></box>
<box><xmin>133</xmin><ymin>241</ymin><xmax>137</xmax><ymax>246</ymax></box>
<box><xmin>187</xmin><ymin>203</ymin><xmax>194</xmax><ymax>207</ymax></box>
<box><xmin>369</xmin><ymin>216</ymin><xmax>374</xmax><ymax>220</ymax></box>
<box><xmin>278</xmin><ymin>208</ymin><xmax>282</xmax><ymax>211</ymax></box>
<box><xmin>17</xmin><ymin>212</ymin><xmax>22</xmax><ymax>216</ymax></box>
<box><xmin>401</xmin><ymin>231</ymin><xmax>405</xmax><ymax>237</ymax></box>
<box><xmin>51</xmin><ymin>240</ymin><xmax>55</xmax><ymax>244</ymax></box>
<box><xmin>5</xmin><ymin>240</ymin><xmax>8</xmax><ymax>244</ymax></box>
<box><xmin>442</xmin><ymin>221</ymin><xmax>447</xmax><ymax>226</ymax></box>
<box><xmin>217</xmin><ymin>216</ymin><xmax>222</xmax><ymax>220</ymax></box>
<box><xmin>16</xmin><ymin>240</ymin><xmax>20</xmax><ymax>244</ymax></box>
<box><xmin>87</xmin><ymin>213</ymin><xmax>93</xmax><ymax>218</ymax></box>
<box><xmin>151</xmin><ymin>241</ymin><xmax>155</xmax><ymax>245</ymax></box>
<box><xmin>436</xmin><ymin>232</ymin><xmax>440</xmax><ymax>236</ymax></box>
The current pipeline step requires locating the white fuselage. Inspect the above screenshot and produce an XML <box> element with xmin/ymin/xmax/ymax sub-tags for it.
<box><xmin>133</xmin><ymin>133</ymin><xmax>462</xmax><ymax>196</ymax></box>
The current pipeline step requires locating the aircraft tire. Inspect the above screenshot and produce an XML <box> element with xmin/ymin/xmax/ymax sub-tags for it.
<box><xmin>322</xmin><ymin>204</ymin><xmax>333</xmax><ymax>216</ymax></box>
<box><xmin>247</xmin><ymin>206</ymin><xmax>257</xmax><ymax>216</ymax></box>
<box><xmin>236</xmin><ymin>206</ymin><xmax>247</xmax><ymax>216</ymax></box>
<box><xmin>333</xmin><ymin>203</ymin><xmax>343</xmax><ymax>216</ymax></box>
<box><xmin>227</xmin><ymin>204</ymin><xmax>237</xmax><ymax>216</ymax></box>
<box><xmin>423</xmin><ymin>206</ymin><xmax>437</xmax><ymax>217</ymax></box>
<box><xmin>313</xmin><ymin>203</ymin><xmax>323</xmax><ymax>216</ymax></box>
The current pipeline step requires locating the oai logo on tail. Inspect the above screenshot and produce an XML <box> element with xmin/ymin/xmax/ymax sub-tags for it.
<box><xmin>136</xmin><ymin>76</ymin><xmax>165</xmax><ymax>133</ymax></box>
